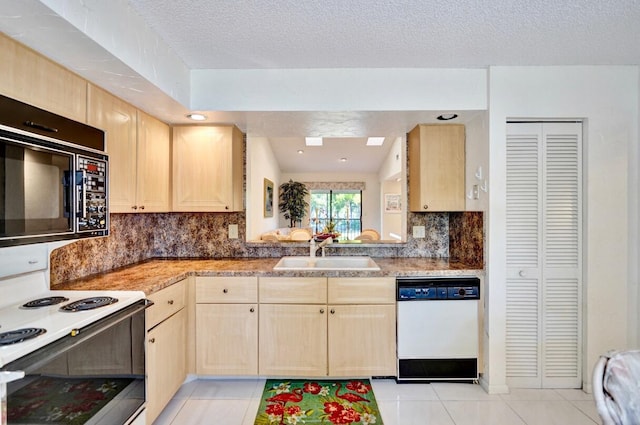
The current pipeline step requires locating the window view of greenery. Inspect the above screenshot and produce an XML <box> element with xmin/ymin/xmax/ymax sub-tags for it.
<box><xmin>310</xmin><ymin>190</ymin><xmax>362</xmax><ymax>240</ymax></box>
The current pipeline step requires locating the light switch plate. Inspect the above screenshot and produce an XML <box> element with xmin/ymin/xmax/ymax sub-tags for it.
<box><xmin>413</xmin><ymin>225</ymin><xmax>426</xmax><ymax>238</ymax></box>
<box><xmin>228</xmin><ymin>224</ymin><xmax>239</xmax><ymax>239</ymax></box>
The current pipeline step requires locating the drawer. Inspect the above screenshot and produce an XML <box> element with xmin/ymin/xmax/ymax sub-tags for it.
<box><xmin>147</xmin><ymin>279</ymin><xmax>186</xmax><ymax>329</ymax></box>
<box><xmin>259</xmin><ymin>277</ymin><xmax>327</xmax><ymax>304</ymax></box>
<box><xmin>196</xmin><ymin>276</ymin><xmax>258</xmax><ymax>303</ymax></box>
<box><xmin>328</xmin><ymin>277</ymin><xmax>395</xmax><ymax>304</ymax></box>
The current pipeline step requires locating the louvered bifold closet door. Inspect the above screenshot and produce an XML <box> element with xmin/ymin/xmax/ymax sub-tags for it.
<box><xmin>506</xmin><ymin>123</ymin><xmax>543</xmax><ymax>388</ymax></box>
<box><xmin>505</xmin><ymin>122</ymin><xmax>583</xmax><ymax>389</ymax></box>
<box><xmin>541</xmin><ymin>123</ymin><xmax>582</xmax><ymax>388</ymax></box>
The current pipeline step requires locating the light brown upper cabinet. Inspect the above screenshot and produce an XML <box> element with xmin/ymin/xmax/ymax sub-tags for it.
<box><xmin>408</xmin><ymin>124</ymin><xmax>466</xmax><ymax>212</ymax></box>
<box><xmin>135</xmin><ymin>111</ymin><xmax>170</xmax><ymax>212</ymax></box>
<box><xmin>0</xmin><ymin>32</ymin><xmax>86</xmax><ymax>122</ymax></box>
<box><xmin>172</xmin><ymin>125</ymin><xmax>244</xmax><ymax>212</ymax></box>
<box><xmin>88</xmin><ymin>85</ymin><xmax>170</xmax><ymax>213</ymax></box>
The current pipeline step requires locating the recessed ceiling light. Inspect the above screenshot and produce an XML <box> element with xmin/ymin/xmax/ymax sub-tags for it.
<box><xmin>366</xmin><ymin>137</ymin><xmax>385</xmax><ymax>146</ymax></box>
<box><xmin>340</xmin><ymin>157</ymin><xmax>347</xmax><ymax>162</ymax></box>
<box><xmin>297</xmin><ymin>150</ymin><xmax>304</xmax><ymax>154</ymax></box>
<box><xmin>187</xmin><ymin>113</ymin><xmax>207</xmax><ymax>121</ymax></box>
<box><xmin>437</xmin><ymin>113</ymin><xmax>458</xmax><ymax>121</ymax></box>
<box><xmin>305</xmin><ymin>137</ymin><xmax>323</xmax><ymax>146</ymax></box>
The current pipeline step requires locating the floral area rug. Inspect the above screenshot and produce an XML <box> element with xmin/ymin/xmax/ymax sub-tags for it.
<box><xmin>254</xmin><ymin>379</ymin><xmax>383</xmax><ymax>425</ymax></box>
<box><xmin>7</xmin><ymin>376</ymin><xmax>133</xmax><ymax>424</ymax></box>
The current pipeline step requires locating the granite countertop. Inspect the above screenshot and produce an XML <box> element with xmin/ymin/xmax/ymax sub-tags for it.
<box><xmin>53</xmin><ymin>257</ymin><xmax>484</xmax><ymax>296</ymax></box>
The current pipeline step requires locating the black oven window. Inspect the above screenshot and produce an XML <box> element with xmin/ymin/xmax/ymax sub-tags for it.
<box><xmin>0</xmin><ymin>139</ymin><xmax>73</xmax><ymax>238</ymax></box>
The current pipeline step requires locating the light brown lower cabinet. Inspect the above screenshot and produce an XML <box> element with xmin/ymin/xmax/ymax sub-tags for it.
<box><xmin>328</xmin><ymin>277</ymin><xmax>396</xmax><ymax>377</ymax></box>
<box><xmin>195</xmin><ymin>276</ymin><xmax>258</xmax><ymax>375</ymax></box>
<box><xmin>258</xmin><ymin>277</ymin><xmax>396</xmax><ymax>377</ymax></box>
<box><xmin>327</xmin><ymin>304</ymin><xmax>396</xmax><ymax>376</ymax></box>
<box><xmin>196</xmin><ymin>303</ymin><xmax>258</xmax><ymax>374</ymax></box>
<box><xmin>259</xmin><ymin>303</ymin><xmax>328</xmax><ymax>376</ymax></box>
<box><xmin>146</xmin><ymin>280</ymin><xmax>187</xmax><ymax>425</ymax></box>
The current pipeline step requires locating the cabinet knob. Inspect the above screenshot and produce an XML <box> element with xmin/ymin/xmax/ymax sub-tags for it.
<box><xmin>519</xmin><ymin>270</ymin><xmax>527</xmax><ymax>277</ymax></box>
<box><xmin>167</xmin><ymin>300</ymin><xmax>174</xmax><ymax>305</ymax></box>
<box><xmin>330</xmin><ymin>308</ymin><xmax>335</xmax><ymax>314</ymax></box>
<box><xmin>250</xmin><ymin>307</ymin><xmax>255</xmax><ymax>313</ymax></box>
<box><xmin>223</xmin><ymin>288</ymin><xmax>228</xmax><ymax>293</ymax></box>
<box><xmin>423</xmin><ymin>205</ymin><xmax>429</xmax><ymax>210</ymax></box>
<box><xmin>225</xmin><ymin>206</ymin><xmax>229</xmax><ymax>210</ymax></box>
<box><xmin>132</xmin><ymin>206</ymin><xmax>138</xmax><ymax>210</ymax></box>
<box><xmin>320</xmin><ymin>308</ymin><xmax>325</xmax><ymax>314</ymax></box>
<box><xmin>148</xmin><ymin>338</ymin><xmax>156</xmax><ymax>344</ymax></box>
<box><xmin>140</xmin><ymin>205</ymin><xmax>145</xmax><ymax>210</ymax></box>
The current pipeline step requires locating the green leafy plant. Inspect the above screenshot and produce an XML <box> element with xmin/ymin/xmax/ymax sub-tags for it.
<box><xmin>278</xmin><ymin>180</ymin><xmax>309</xmax><ymax>227</ymax></box>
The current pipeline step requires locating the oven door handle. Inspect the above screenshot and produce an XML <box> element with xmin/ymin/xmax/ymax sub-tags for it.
<box><xmin>0</xmin><ymin>371</ymin><xmax>25</xmax><ymax>384</ymax></box>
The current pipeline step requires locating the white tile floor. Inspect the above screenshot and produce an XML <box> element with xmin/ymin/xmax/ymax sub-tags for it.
<box><xmin>152</xmin><ymin>378</ymin><xmax>601</xmax><ymax>425</ymax></box>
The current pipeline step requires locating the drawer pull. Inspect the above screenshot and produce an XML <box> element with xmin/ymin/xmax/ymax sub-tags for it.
<box><xmin>148</xmin><ymin>338</ymin><xmax>156</xmax><ymax>344</ymax></box>
<box><xmin>320</xmin><ymin>308</ymin><xmax>325</xmax><ymax>314</ymax></box>
<box><xmin>168</xmin><ymin>300</ymin><xmax>174</xmax><ymax>305</ymax></box>
<box><xmin>223</xmin><ymin>288</ymin><xmax>228</xmax><ymax>293</ymax></box>
<box><xmin>330</xmin><ymin>309</ymin><xmax>335</xmax><ymax>314</ymax></box>
<box><xmin>250</xmin><ymin>307</ymin><xmax>255</xmax><ymax>313</ymax></box>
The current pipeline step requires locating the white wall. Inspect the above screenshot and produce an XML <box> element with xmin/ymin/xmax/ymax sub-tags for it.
<box><xmin>247</xmin><ymin>137</ymin><xmax>281</xmax><ymax>240</ymax></box>
<box><xmin>486</xmin><ymin>66</ymin><xmax>640</xmax><ymax>393</ymax></box>
<box><xmin>465</xmin><ymin>113</ymin><xmax>490</xmax><ymax>213</ymax></box>
<box><xmin>280</xmin><ymin>172</ymin><xmax>380</xmax><ymax>232</ymax></box>
<box><xmin>381</xmin><ymin>179</ymin><xmax>402</xmax><ymax>239</ymax></box>
<box><xmin>192</xmin><ymin>68</ymin><xmax>487</xmax><ymax>111</ymax></box>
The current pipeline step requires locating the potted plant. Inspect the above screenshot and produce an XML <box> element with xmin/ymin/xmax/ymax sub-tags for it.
<box><xmin>278</xmin><ymin>179</ymin><xmax>309</xmax><ymax>227</ymax></box>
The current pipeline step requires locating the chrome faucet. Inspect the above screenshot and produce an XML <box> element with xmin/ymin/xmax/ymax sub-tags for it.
<box><xmin>309</xmin><ymin>237</ymin><xmax>333</xmax><ymax>257</ymax></box>
<box><xmin>317</xmin><ymin>237</ymin><xmax>333</xmax><ymax>257</ymax></box>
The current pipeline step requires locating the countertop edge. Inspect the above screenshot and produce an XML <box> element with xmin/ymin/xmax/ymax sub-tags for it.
<box><xmin>53</xmin><ymin>258</ymin><xmax>485</xmax><ymax>296</ymax></box>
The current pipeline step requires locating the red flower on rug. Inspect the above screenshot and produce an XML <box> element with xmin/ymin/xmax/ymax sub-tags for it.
<box><xmin>303</xmin><ymin>381</ymin><xmax>322</xmax><ymax>394</ymax></box>
<box><xmin>346</xmin><ymin>380</ymin><xmax>371</xmax><ymax>394</ymax></box>
<box><xmin>324</xmin><ymin>401</ymin><xmax>361</xmax><ymax>424</ymax></box>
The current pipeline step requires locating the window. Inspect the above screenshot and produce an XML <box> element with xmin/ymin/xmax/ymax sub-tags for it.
<box><xmin>310</xmin><ymin>190</ymin><xmax>362</xmax><ymax>240</ymax></box>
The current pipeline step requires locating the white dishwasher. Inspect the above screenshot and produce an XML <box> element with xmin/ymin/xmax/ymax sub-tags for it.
<box><xmin>396</xmin><ymin>277</ymin><xmax>480</xmax><ymax>382</ymax></box>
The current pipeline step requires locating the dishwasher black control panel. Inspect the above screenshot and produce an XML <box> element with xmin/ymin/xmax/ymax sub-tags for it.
<box><xmin>396</xmin><ymin>277</ymin><xmax>480</xmax><ymax>300</ymax></box>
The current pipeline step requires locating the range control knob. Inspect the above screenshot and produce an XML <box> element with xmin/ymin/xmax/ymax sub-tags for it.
<box><xmin>458</xmin><ymin>288</ymin><xmax>466</xmax><ymax>297</ymax></box>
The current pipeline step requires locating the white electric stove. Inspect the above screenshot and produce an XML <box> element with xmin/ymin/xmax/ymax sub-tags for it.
<box><xmin>0</xmin><ymin>271</ymin><xmax>144</xmax><ymax>367</ymax></box>
<box><xmin>0</xmin><ymin>244</ymin><xmax>147</xmax><ymax>425</ymax></box>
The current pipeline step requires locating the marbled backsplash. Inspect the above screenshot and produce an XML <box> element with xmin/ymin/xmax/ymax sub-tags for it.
<box><xmin>50</xmin><ymin>211</ymin><xmax>483</xmax><ymax>286</ymax></box>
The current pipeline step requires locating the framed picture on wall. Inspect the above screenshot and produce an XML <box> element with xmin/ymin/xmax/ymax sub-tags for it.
<box><xmin>384</xmin><ymin>193</ymin><xmax>401</xmax><ymax>213</ymax></box>
<box><xmin>264</xmin><ymin>178</ymin><xmax>274</xmax><ymax>217</ymax></box>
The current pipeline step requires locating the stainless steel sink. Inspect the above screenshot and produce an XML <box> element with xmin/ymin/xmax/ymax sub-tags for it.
<box><xmin>273</xmin><ymin>256</ymin><xmax>380</xmax><ymax>271</ymax></box>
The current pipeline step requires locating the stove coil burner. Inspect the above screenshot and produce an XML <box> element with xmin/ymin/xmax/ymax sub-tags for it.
<box><xmin>0</xmin><ymin>328</ymin><xmax>47</xmax><ymax>345</ymax></box>
<box><xmin>22</xmin><ymin>296</ymin><xmax>70</xmax><ymax>308</ymax></box>
<box><xmin>60</xmin><ymin>296</ymin><xmax>119</xmax><ymax>312</ymax></box>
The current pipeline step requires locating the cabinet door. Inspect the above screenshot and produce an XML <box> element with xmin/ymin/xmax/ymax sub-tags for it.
<box><xmin>172</xmin><ymin>125</ymin><xmax>243</xmax><ymax>211</ymax></box>
<box><xmin>136</xmin><ymin>110</ymin><xmax>170</xmax><ymax>212</ymax></box>
<box><xmin>0</xmin><ymin>33</ymin><xmax>87</xmax><ymax>122</ymax></box>
<box><xmin>328</xmin><ymin>304</ymin><xmax>396</xmax><ymax>377</ymax></box>
<box><xmin>259</xmin><ymin>304</ymin><xmax>327</xmax><ymax>376</ymax></box>
<box><xmin>146</xmin><ymin>308</ymin><xmax>187</xmax><ymax>425</ymax></box>
<box><xmin>87</xmin><ymin>84</ymin><xmax>138</xmax><ymax>212</ymax></box>
<box><xmin>196</xmin><ymin>304</ymin><xmax>258</xmax><ymax>375</ymax></box>
<box><xmin>409</xmin><ymin>124</ymin><xmax>465</xmax><ymax>211</ymax></box>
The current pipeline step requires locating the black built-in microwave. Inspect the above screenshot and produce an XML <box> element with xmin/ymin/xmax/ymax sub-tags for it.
<box><xmin>0</xmin><ymin>94</ymin><xmax>108</xmax><ymax>247</ymax></box>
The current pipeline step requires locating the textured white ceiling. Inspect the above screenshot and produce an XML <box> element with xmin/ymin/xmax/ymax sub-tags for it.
<box><xmin>128</xmin><ymin>0</ymin><xmax>640</xmax><ymax>69</ymax></box>
<box><xmin>0</xmin><ymin>0</ymin><xmax>638</xmax><ymax>173</ymax></box>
